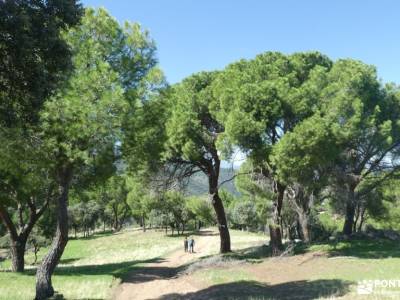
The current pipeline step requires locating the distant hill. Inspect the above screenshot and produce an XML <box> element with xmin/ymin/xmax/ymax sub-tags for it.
<box><xmin>184</xmin><ymin>168</ymin><xmax>239</xmax><ymax>196</ymax></box>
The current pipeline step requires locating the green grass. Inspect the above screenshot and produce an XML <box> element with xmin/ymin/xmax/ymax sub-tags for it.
<box><xmin>3</xmin><ymin>229</ymin><xmax>399</xmax><ymax>300</ymax></box>
<box><xmin>194</xmin><ymin>268</ymin><xmax>257</xmax><ymax>285</ymax></box>
<box><xmin>0</xmin><ymin>228</ymin><xmax>184</xmax><ymax>300</ymax></box>
<box><xmin>0</xmin><ymin>228</ymin><xmax>267</xmax><ymax>300</ymax></box>
<box><xmin>192</xmin><ymin>238</ymin><xmax>400</xmax><ymax>300</ymax></box>
<box><xmin>295</xmin><ymin>237</ymin><xmax>400</xmax><ymax>258</ymax></box>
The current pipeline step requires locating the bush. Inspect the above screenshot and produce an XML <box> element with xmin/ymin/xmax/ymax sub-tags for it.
<box><xmin>311</xmin><ymin>212</ymin><xmax>342</xmax><ymax>241</ymax></box>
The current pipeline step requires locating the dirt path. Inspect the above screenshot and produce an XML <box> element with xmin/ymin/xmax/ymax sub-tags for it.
<box><xmin>112</xmin><ymin>230</ymin><xmax>219</xmax><ymax>300</ymax></box>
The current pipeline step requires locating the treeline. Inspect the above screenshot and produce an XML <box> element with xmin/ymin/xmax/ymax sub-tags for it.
<box><xmin>1</xmin><ymin>1</ymin><xmax>400</xmax><ymax>299</ymax></box>
<box><xmin>0</xmin><ymin>2</ymin><xmax>161</xmax><ymax>299</ymax></box>
<box><xmin>135</xmin><ymin>55</ymin><xmax>400</xmax><ymax>256</ymax></box>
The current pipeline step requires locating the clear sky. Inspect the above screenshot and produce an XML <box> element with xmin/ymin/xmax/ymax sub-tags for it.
<box><xmin>81</xmin><ymin>0</ymin><xmax>400</xmax><ymax>85</ymax></box>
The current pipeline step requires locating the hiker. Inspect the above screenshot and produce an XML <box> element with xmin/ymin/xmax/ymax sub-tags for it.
<box><xmin>184</xmin><ymin>236</ymin><xmax>188</xmax><ymax>252</ymax></box>
<box><xmin>189</xmin><ymin>237</ymin><xmax>195</xmax><ymax>253</ymax></box>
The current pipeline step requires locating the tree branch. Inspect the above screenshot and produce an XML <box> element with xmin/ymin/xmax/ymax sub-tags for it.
<box><xmin>0</xmin><ymin>203</ymin><xmax>18</xmax><ymax>240</ymax></box>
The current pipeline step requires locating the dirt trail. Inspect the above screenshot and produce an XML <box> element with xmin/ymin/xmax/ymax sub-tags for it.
<box><xmin>112</xmin><ymin>230</ymin><xmax>219</xmax><ymax>300</ymax></box>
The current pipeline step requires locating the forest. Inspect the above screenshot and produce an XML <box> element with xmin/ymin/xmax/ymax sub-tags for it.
<box><xmin>1</xmin><ymin>1</ymin><xmax>400</xmax><ymax>300</ymax></box>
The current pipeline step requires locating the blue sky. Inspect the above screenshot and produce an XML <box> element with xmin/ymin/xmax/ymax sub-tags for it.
<box><xmin>81</xmin><ymin>0</ymin><xmax>400</xmax><ymax>85</ymax></box>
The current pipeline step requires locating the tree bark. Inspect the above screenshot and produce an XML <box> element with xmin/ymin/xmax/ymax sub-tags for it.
<box><xmin>0</xmin><ymin>197</ymin><xmax>48</xmax><ymax>272</ymax></box>
<box><xmin>353</xmin><ymin>202</ymin><xmax>360</xmax><ymax>233</ymax></box>
<box><xmin>358</xmin><ymin>205</ymin><xmax>367</xmax><ymax>232</ymax></box>
<box><xmin>269</xmin><ymin>182</ymin><xmax>285</xmax><ymax>255</ymax></box>
<box><xmin>342</xmin><ymin>187</ymin><xmax>356</xmax><ymax>236</ymax></box>
<box><xmin>35</xmin><ymin>166</ymin><xmax>72</xmax><ymax>300</ymax></box>
<box><xmin>10</xmin><ymin>237</ymin><xmax>27</xmax><ymax>272</ymax></box>
<box><xmin>269</xmin><ymin>224</ymin><xmax>282</xmax><ymax>255</ymax></box>
<box><xmin>291</xmin><ymin>187</ymin><xmax>312</xmax><ymax>243</ymax></box>
<box><xmin>211</xmin><ymin>192</ymin><xmax>231</xmax><ymax>253</ymax></box>
<box><xmin>298</xmin><ymin>212</ymin><xmax>311</xmax><ymax>243</ymax></box>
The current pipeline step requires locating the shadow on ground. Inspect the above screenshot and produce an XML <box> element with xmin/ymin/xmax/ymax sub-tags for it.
<box><xmin>224</xmin><ymin>244</ymin><xmax>271</xmax><ymax>263</ymax></box>
<box><xmin>59</xmin><ymin>257</ymin><xmax>81</xmax><ymax>265</ymax></box>
<box><xmin>295</xmin><ymin>238</ymin><xmax>400</xmax><ymax>259</ymax></box>
<box><xmin>154</xmin><ymin>279</ymin><xmax>352</xmax><ymax>300</ymax></box>
<box><xmin>1</xmin><ymin>257</ymin><xmax>164</xmax><ymax>279</ymax></box>
<box><xmin>121</xmin><ymin>264</ymin><xmax>183</xmax><ymax>284</ymax></box>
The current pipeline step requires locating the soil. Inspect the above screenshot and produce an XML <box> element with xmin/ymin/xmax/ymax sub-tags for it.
<box><xmin>112</xmin><ymin>230</ymin><xmax>219</xmax><ymax>300</ymax></box>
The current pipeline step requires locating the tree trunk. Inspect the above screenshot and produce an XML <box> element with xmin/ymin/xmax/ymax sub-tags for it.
<box><xmin>0</xmin><ymin>197</ymin><xmax>48</xmax><ymax>273</ymax></box>
<box><xmin>33</xmin><ymin>246</ymin><xmax>39</xmax><ymax>265</ymax></box>
<box><xmin>211</xmin><ymin>192</ymin><xmax>231</xmax><ymax>253</ymax></box>
<box><xmin>269</xmin><ymin>225</ymin><xmax>282</xmax><ymax>255</ymax></box>
<box><xmin>353</xmin><ymin>202</ymin><xmax>360</xmax><ymax>234</ymax></box>
<box><xmin>342</xmin><ymin>187</ymin><xmax>356</xmax><ymax>236</ymax></box>
<box><xmin>269</xmin><ymin>182</ymin><xmax>285</xmax><ymax>255</ymax></box>
<box><xmin>10</xmin><ymin>237</ymin><xmax>27</xmax><ymax>272</ymax></box>
<box><xmin>142</xmin><ymin>215</ymin><xmax>146</xmax><ymax>232</ymax></box>
<box><xmin>298</xmin><ymin>212</ymin><xmax>311</xmax><ymax>243</ymax></box>
<box><xmin>0</xmin><ymin>205</ymin><xmax>25</xmax><ymax>272</ymax></box>
<box><xmin>358</xmin><ymin>206</ymin><xmax>367</xmax><ymax>232</ymax></box>
<box><xmin>35</xmin><ymin>166</ymin><xmax>72</xmax><ymax>300</ymax></box>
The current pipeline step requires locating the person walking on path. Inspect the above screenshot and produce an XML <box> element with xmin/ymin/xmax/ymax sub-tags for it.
<box><xmin>189</xmin><ymin>237</ymin><xmax>195</xmax><ymax>253</ymax></box>
<box><xmin>184</xmin><ymin>237</ymin><xmax>188</xmax><ymax>252</ymax></box>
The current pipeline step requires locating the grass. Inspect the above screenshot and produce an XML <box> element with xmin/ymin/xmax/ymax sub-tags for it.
<box><xmin>0</xmin><ymin>228</ymin><xmax>267</xmax><ymax>300</ymax></box>
<box><xmin>189</xmin><ymin>238</ymin><xmax>400</xmax><ymax>299</ymax></box>
<box><xmin>0</xmin><ymin>228</ymin><xmax>184</xmax><ymax>300</ymax></box>
<box><xmin>295</xmin><ymin>237</ymin><xmax>400</xmax><ymax>258</ymax></box>
<box><xmin>2</xmin><ymin>229</ymin><xmax>400</xmax><ymax>300</ymax></box>
<box><xmin>194</xmin><ymin>267</ymin><xmax>257</xmax><ymax>285</ymax></box>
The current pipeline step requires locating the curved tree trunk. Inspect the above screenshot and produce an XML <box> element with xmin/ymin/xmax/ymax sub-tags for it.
<box><xmin>211</xmin><ymin>192</ymin><xmax>231</xmax><ymax>253</ymax></box>
<box><xmin>208</xmin><ymin>159</ymin><xmax>231</xmax><ymax>254</ymax></box>
<box><xmin>35</xmin><ymin>167</ymin><xmax>72</xmax><ymax>300</ymax></box>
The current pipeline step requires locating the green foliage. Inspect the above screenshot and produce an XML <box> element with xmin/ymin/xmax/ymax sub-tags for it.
<box><xmin>311</xmin><ymin>212</ymin><xmax>341</xmax><ymax>241</ymax></box>
<box><xmin>123</xmin><ymin>94</ymin><xmax>168</xmax><ymax>176</ymax></box>
<box><xmin>126</xmin><ymin>176</ymin><xmax>155</xmax><ymax>221</ymax></box>
<box><xmin>69</xmin><ymin>201</ymin><xmax>102</xmax><ymax>236</ymax></box>
<box><xmin>186</xmin><ymin>196</ymin><xmax>215</xmax><ymax>225</ymax></box>
<box><xmin>230</xmin><ymin>200</ymin><xmax>257</xmax><ymax>229</ymax></box>
<box><xmin>213</xmin><ymin>52</ymin><xmax>332</xmax><ymax>160</ymax></box>
<box><xmin>164</xmin><ymin>71</ymin><xmax>222</xmax><ymax>163</ymax></box>
<box><xmin>367</xmin><ymin>179</ymin><xmax>400</xmax><ymax>230</ymax></box>
<box><xmin>234</xmin><ymin>161</ymin><xmax>273</xmax><ymax>226</ymax></box>
<box><xmin>0</xmin><ymin>0</ymin><xmax>82</xmax><ymax>126</ymax></box>
<box><xmin>271</xmin><ymin>114</ymin><xmax>339</xmax><ymax>188</ymax></box>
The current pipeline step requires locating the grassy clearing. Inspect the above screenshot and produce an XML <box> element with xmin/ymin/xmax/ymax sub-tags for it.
<box><xmin>0</xmin><ymin>228</ymin><xmax>184</xmax><ymax>300</ymax></box>
<box><xmin>3</xmin><ymin>228</ymin><xmax>398</xmax><ymax>300</ymax></box>
<box><xmin>0</xmin><ymin>228</ymin><xmax>267</xmax><ymax>300</ymax></box>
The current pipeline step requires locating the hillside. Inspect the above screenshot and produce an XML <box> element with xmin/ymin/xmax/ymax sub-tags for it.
<box><xmin>184</xmin><ymin>168</ymin><xmax>240</xmax><ymax>196</ymax></box>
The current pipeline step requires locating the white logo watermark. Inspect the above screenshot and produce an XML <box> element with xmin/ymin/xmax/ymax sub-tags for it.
<box><xmin>357</xmin><ymin>280</ymin><xmax>400</xmax><ymax>295</ymax></box>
